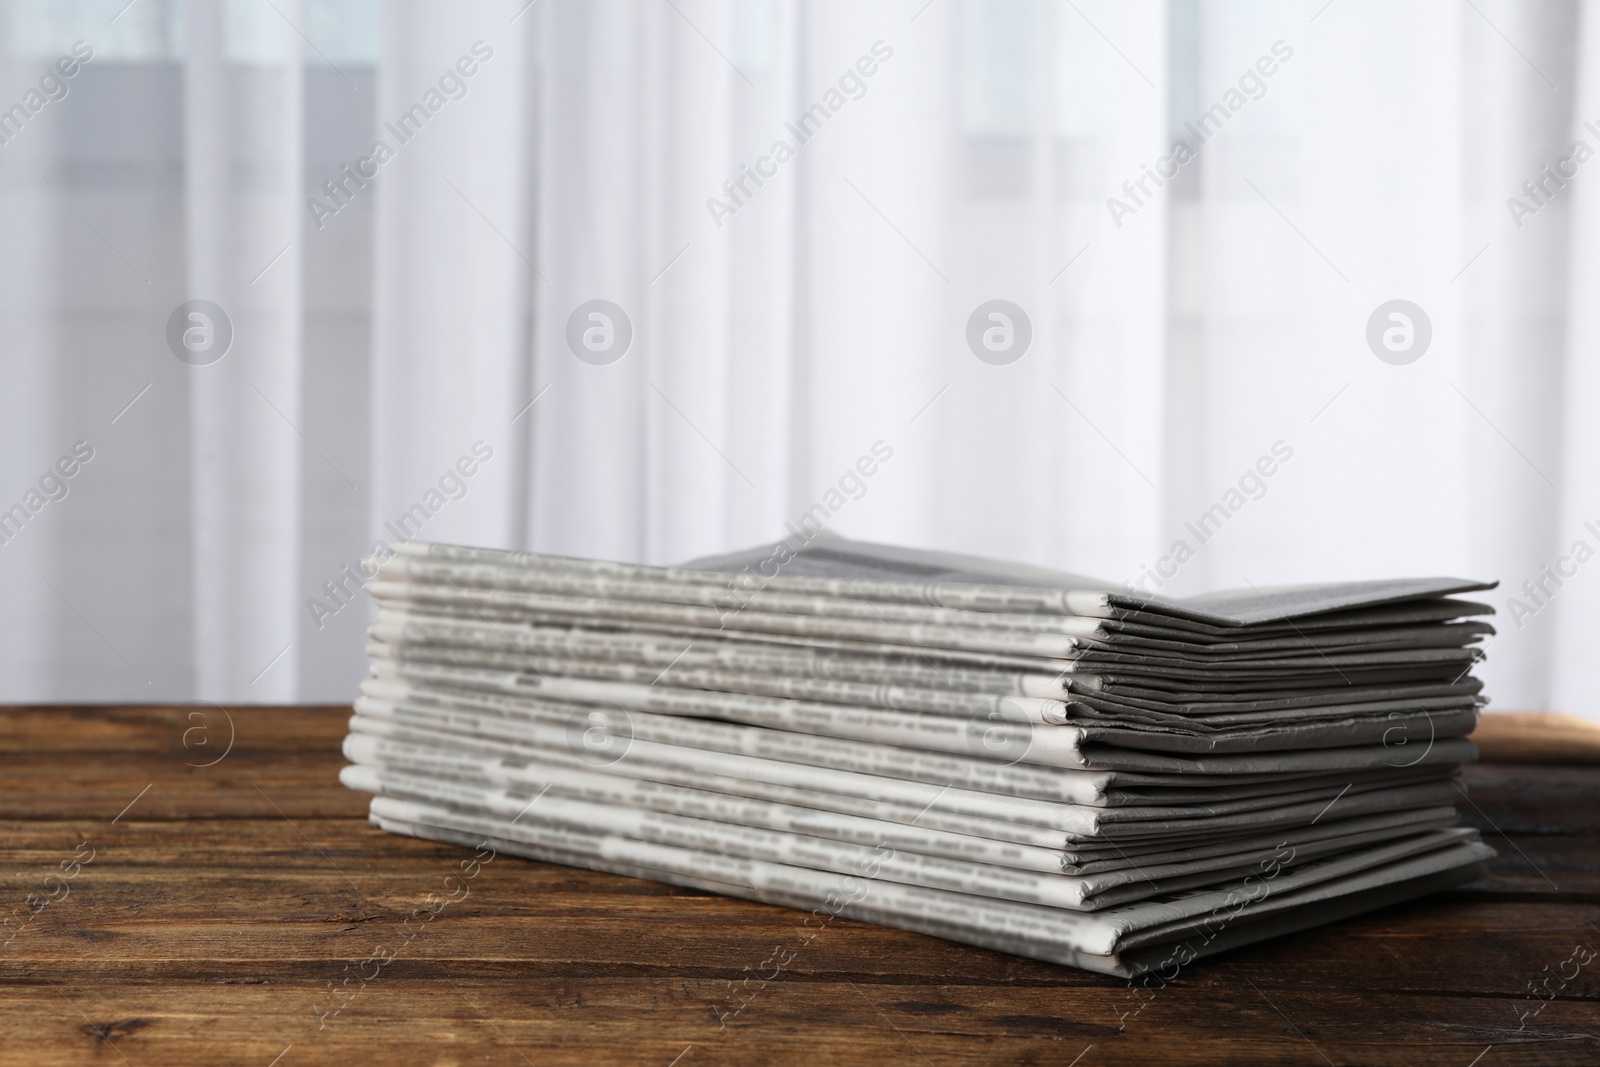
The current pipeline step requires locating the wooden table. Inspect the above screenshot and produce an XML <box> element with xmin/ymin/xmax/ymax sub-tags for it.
<box><xmin>3</xmin><ymin>706</ymin><xmax>1597</xmax><ymax>1066</ymax></box>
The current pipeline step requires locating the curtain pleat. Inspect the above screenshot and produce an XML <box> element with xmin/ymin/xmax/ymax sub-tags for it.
<box><xmin>185</xmin><ymin>0</ymin><xmax>305</xmax><ymax>701</ymax></box>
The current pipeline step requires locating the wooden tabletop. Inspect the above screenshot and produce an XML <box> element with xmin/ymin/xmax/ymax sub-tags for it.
<box><xmin>2</xmin><ymin>706</ymin><xmax>1596</xmax><ymax>1066</ymax></box>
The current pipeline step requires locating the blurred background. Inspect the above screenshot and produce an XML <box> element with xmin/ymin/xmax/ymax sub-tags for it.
<box><xmin>0</xmin><ymin>0</ymin><xmax>1596</xmax><ymax>719</ymax></box>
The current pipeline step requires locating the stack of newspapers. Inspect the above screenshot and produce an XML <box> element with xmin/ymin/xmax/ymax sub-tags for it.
<box><xmin>340</xmin><ymin>536</ymin><xmax>1498</xmax><ymax>977</ymax></box>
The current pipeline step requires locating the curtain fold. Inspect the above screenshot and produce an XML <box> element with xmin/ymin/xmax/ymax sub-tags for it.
<box><xmin>185</xmin><ymin>0</ymin><xmax>305</xmax><ymax>701</ymax></box>
<box><xmin>370</xmin><ymin>0</ymin><xmax>532</xmax><ymax>555</ymax></box>
<box><xmin>1551</xmin><ymin>0</ymin><xmax>1600</xmax><ymax>716</ymax></box>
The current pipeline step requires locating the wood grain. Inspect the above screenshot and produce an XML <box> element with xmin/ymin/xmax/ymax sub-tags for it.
<box><xmin>1471</xmin><ymin>712</ymin><xmax>1600</xmax><ymax>764</ymax></box>
<box><xmin>1</xmin><ymin>705</ymin><xmax>1596</xmax><ymax>1066</ymax></box>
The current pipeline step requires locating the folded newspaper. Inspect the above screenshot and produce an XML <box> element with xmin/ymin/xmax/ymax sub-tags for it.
<box><xmin>340</xmin><ymin>536</ymin><xmax>1497</xmax><ymax>977</ymax></box>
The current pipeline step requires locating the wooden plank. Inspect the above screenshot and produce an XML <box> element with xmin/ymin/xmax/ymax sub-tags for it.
<box><xmin>0</xmin><ymin>978</ymin><xmax>1594</xmax><ymax>1067</ymax></box>
<box><xmin>1472</xmin><ymin>712</ymin><xmax>1600</xmax><ymax>763</ymax></box>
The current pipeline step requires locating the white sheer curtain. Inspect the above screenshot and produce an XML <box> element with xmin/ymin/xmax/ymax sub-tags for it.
<box><xmin>1</xmin><ymin>0</ymin><xmax>1596</xmax><ymax>722</ymax></box>
<box><xmin>184</xmin><ymin>0</ymin><xmax>305</xmax><ymax>700</ymax></box>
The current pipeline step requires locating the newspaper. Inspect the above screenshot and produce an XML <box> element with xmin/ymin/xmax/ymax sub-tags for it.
<box><xmin>368</xmin><ymin>610</ymin><xmax>1486</xmax><ymax>715</ymax></box>
<box><xmin>359</xmin><ymin>672</ymin><xmax>1476</xmax><ymax>786</ymax></box>
<box><xmin>340</xmin><ymin>748</ymin><xmax>1461</xmax><ymax>874</ymax></box>
<box><xmin>362</xmin><ymin>565</ymin><xmax>1488</xmax><ymax>687</ymax></box>
<box><xmin>340</xmin><ymin>762</ymin><xmax>1473</xmax><ymax>912</ymax></box>
<box><xmin>366</xmin><ymin>630</ymin><xmax>1484</xmax><ymax>713</ymax></box>
<box><xmin>369</xmin><ymin>648</ymin><xmax>1480</xmax><ymax>752</ymax></box>
<box><xmin>384</xmin><ymin>538</ymin><xmax>1495</xmax><ymax>626</ymax></box>
<box><xmin>366</xmin><ymin>597</ymin><xmax>1485</xmax><ymax>697</ymax></box>
<box><xmin>367</xmin><ymin>797</ymin><xmax>1493</xmax><ymax>977</ymax></box>
<box><xmin>347</xmin><ymin>706</ymin><xmax>1467</xmax><ymax>841</ymax></box>
<box><xmin>343</xmin><ymin>727</ymin><xmax>1460</xmax><ymax>857</ymax></box>
<box><xmin>363</xmin><ymin>660</ymin><xmax>1477</xmax><ymax>768</ymax></box>
<box><xmin>374</xmin><ymin>554</ymin><xmax>1494</xmax><ymax>651</ymax></box>
<box><xmin>366</xmin><ymin>576</ymin><xmax>1488</xmax><ymax>672</ymax></box>
<box><xmin>340</xmin><ymin>536</ymin><xmax>1497</xmax><ymax>974</ymax></box>
<box><xmin>372</xmin><ymin>605</ymin><xmax>1491</xmax><ymax>664</ymax></box>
